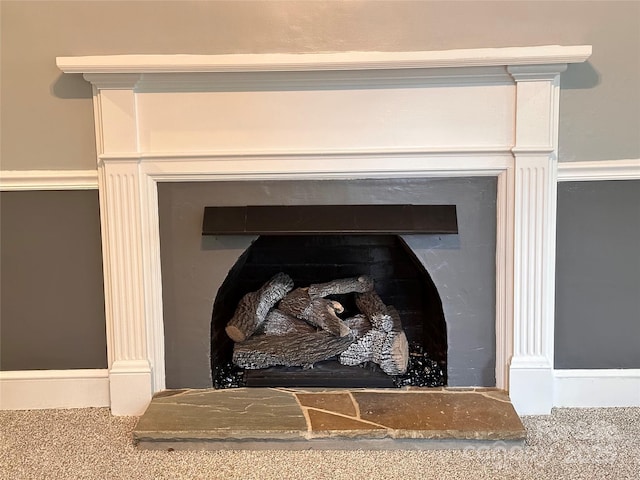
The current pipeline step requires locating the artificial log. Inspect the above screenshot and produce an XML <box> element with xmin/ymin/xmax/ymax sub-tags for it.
<box><xmin>386</xmin><ymin>305</ymin><xmax>403</xmax><ymax>332</ymax></box>
<box><xmin>308</xmin><ymin>275</ymin><xmax>374</xmax><ymax>298</ymax></box>
<box><xmin>379</xmin><ymin>329</ymin><xmax>409</xmax><ymax>375</ymax></box>
<box><xmin>338</xmin><ymin>328</ymin><xmax>409</xmax><ymax>375</ymax></box>
<box><xmin>232</xmin><ymin>331</ymin><xmax>356</xmax><ymax>369</ymax></box>
<box><xmin>355</xmin><ymin>291</ymin><xmax>395</xmax><ymax>332</ymax></box>
<box><xmin>343</xmin><ymin>314</ymin><xmax>372</xmax><ymax>338</ymax></box>
<box><xmin>339</xmin><ymin>294</ymin><xmax>408</xmax><ymax>375</ymax></box>
<box><xmin>339</xmin><ymin>329</ymin><xmax>384</xmax><ymax>367</ymax></box>
<box><xmin>256</xmin><ymin>309</ymin><xmax>316</xmax><ymax>336</ymax></box>
<box><xmin>278</xmin><ymin>288</ymin><xmax>351</xmax><ymax>337</ymax></box>
<box><xmin>225</xmin><ymin>272</ymin><xmax>295</xmax><ymax>342</ymax></box>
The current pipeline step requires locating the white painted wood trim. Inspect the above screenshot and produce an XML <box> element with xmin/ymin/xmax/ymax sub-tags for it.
<box><xmin>0</xmin><ymin>370</ymin><xmax>110</xmax><ymax>410</ymax></box>
<box><xmin>57</xmin><ymin>45</ymin><xmax>591</xmax><ymax>74</ymax></box>
<box><xmin>99</xmin><ymin>160</ymin><xmax>153</xmax><ymax>415</ymax></box>
<box><xmin>557</xmin><ymin>159</ymin><xmax>640</xmax><ymax>181</ymax></box>
<box><xmin>0</xmin><ymin>170</ymin><xmax>98</xmax><ymax>191</ymax></box>
<box><xmin>2</xmin><ymin>159</ymin><xmax>632</xmax><ymax>191</ymax></box>
<box><xmin>139</xmin><ymin>152</ymin><xmax>513</xmax><ymax>180</ymax></box>
<box><xmin>139</xmin><ymin>173</ymin><xmax>166</xmax><ymax>394</ymax></box>
<box><xmin>60</xmin><ymin>49</ymin><xmax>592</xmax><ymax>416</ymax></box>
<box><xmin>553</xmin><ymin>369</ymin><xmax>640</xmax><ymax>408</ymax></box>
<box><xmin>506</xmin><ymin>65</ymin><xmax>564</xmax><ymax>415</ymax></box>
<box><xmin>136</xmin><ymin>153</ymin><xmax>515</xmax><ymax>399</ymax></box>
<box><xmin>3</xmin><ymin>368</ymin><xmax>636</xmax><ymax>410</ymax></box>
<box><xmin>103</xmin><ymin>146</ymin><xmax>516</xmax><ymax>160</ymax></box>
<box><xmin>495</xmin><ymin>168</ymin><xmax>515</xmax><ymax>390</ymax></box>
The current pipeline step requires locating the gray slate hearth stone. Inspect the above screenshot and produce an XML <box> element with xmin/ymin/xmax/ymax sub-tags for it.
<box><xmin>134</xmin><ymin>387</ymin><xmax>526</xmax><ymax>450</ymax></box>
<box><xmin>134</xmin><ymin>388</ymin><xmax>307</xmax><ymax>442</ymax></box>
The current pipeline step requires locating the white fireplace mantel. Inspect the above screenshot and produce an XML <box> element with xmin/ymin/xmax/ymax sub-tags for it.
<box><xmin>57</xmin><ymin>45</ymin><xmax>592</xmax><ymax>416</ymax></box>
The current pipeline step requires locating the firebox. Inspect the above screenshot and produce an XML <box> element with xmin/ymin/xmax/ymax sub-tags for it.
<box><xmin>203</xmin><ymin>204</ymin><xmax>457</xmax><ymax>389</ymax></box>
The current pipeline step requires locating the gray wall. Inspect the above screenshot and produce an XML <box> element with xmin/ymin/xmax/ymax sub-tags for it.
<box><xmin>158</xmin><ymin>178</ymin><xmax>496</xmax><ymax>388</ymax></box>
<box><xmin>555</xmin><ymin>180</ymin><xmax>640</xmax><ymax>369</ymax></box>
<box><xmin>1</xmin><ymin>1</ymin><xmax>639</xmax><ymax>170</ymax></box>
<box><xmin>0</xmin><ymin>191</ymin><xmax>107</xmax><ymax>370</ymax></box>
<box><xmin>0</xmin><ymin>2</ymin><xmax>638</xmax><ymax>376</ymax></box>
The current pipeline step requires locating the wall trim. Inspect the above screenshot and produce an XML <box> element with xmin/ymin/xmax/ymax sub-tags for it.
<box><xmin>557</xmin><ymin>159</ymin><xmax>640</xmax><ymax>182</ymax></box>
<box><xmin>57</xmin><ymin>46</ymin><xmax>592</xmax><ymax>74</ymax></box>
<box><xmin>3</xmin><ymin>368</ymin><xmax>637</xmax><ymax>411</ymax></box>
<box><xmin>553</xmin><ymin>369</ymin><xmax>640</xmax><ymax>408</ymax></box>
<box><xmin>1</xmin><ymin>160</ymin><xmax>636</xmax><ymax>190</ymax></box>
<box><xmin>0</xmin><ymin>369</ymin><xmax>110</xmax><ymax>410</ymax></box>
<box><xmin>0</xmin><ymin>170</ymin><xmax>99</xmax><ymax>191</ymax></box>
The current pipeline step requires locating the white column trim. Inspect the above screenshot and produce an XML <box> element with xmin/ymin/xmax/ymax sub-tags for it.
<box><xmin>506</xmin><ymin>64</ymin><xmax>565</xmax><ymax>415</ymax></box>
<box><xmin>99</xmin><ymin>159</ymin><xmax>153</xmax><ymax>415</ymax></box>
<box><xmin>495</xmin><ymin>168</ymin><xmax>515</xmax><ymax>390</ymax></box>
<box><xmin>139</xmin><ymin>172</ymin><xmax>166</xmax><ymax>393</ymax></box>
<box><xmin>0</xmin><ymin>170</ymin><xmax>98</xmax><ymax>191</ymax></box>
<box><xmin>509</xmin><ymin>154</ymin><xmax>557</xmax><ymax>414</ymax></box>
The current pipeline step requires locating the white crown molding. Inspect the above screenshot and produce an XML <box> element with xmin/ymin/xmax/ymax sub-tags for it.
<box><xmin>0</xmin><ymin>170</ymin><xmax>98</xmax><ymax>191</ymax></box>
<box><xmin>56</xmin><ymin>45</ymin><xmax>592</xmax><ymax>74</ymax></box>
<box><xmin>553</xmin><ymin>369</ymin><xmax>640</xmax><ymax>408</ymax></box>
<box><xmin>557</xmin><ymin>159</ymin><xmax>640</xmax><ymax>181</ymax></box>
<box><xmin>0</xmin><ymin>369</ymin><xmax>109</xmax><ymax>410</ymax></box>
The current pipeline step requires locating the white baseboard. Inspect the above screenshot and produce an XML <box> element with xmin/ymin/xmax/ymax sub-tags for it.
<box><xmin>0</xmin><ymin>170</ymin><xmax>98</xmax><ymax>191</ymax></box>
<box><xmin>1</xmin><ymin>368</ymin><xmax>638</xmax><ymax>412</ymax></box>
<box><xmin>553</xmin><ymin>369</ymin><xmax>640</xmax><ymax>408</ymax></box>
<box><xmin>509</xmin><ymin>362</ymin><xmax>555</xmax><ymax>415</ymax></box>
<box><xmin>0</xmin><ymin>369</ymin><xmax>110</xmax><ymax>410</ymax></box>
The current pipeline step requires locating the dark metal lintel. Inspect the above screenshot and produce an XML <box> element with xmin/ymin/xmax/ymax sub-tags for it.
<box><xmin>202</xmin><ymin>205</ymin><xmax>458</xmax><ymax>235</ymax></box>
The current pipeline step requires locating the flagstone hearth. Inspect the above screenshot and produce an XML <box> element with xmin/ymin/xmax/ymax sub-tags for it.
<box><xmin>133</xmin><ymin>388</ymin><xmax>525</xmax><ymax>450</ymax></box>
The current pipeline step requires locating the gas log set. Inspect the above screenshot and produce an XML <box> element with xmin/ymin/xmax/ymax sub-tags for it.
<box><xmin>225</xmin><ymin>273</ymin><xmax>410</xmax><ymax>376</ymax></box>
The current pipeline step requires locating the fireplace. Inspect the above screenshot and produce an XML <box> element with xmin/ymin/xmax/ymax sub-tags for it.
<box><xmin>57</xmin><ymin>45</ymin><xmax>592</xmax><ymax>415</ymax></box>
<box><xmin>203</xmin><ymin>203</ymin><xmax>456</xmax><ymax>389</ymax></box>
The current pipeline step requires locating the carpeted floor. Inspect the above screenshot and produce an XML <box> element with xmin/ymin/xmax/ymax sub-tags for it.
<box><xmin>1</xmin><ymin>407</ymin><xmax>638</xmax><ymax>479</ymax></box>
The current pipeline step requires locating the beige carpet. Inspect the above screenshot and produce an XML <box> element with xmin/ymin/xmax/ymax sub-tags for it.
<box><xmin>1</xmin><ymin>407</ymin><xmax>638</xmax><ymax>479</ymax></box>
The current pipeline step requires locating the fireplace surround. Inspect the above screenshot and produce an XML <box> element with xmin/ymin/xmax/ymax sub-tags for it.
<box><xmin>57</xmin><ymin>45</ymin><xmax>592</xmax><ymax>415</ymax></box>
<box><xmin>159</xmin><ymin>177</ymin><xmax>496</xmax><ymax>391</ymax></box>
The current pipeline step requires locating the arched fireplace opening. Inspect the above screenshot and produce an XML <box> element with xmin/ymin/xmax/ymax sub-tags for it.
<box><xmin>210</xmin><ymin>234</ymin><xmax>447</xmax><ymax>389</ymax></box>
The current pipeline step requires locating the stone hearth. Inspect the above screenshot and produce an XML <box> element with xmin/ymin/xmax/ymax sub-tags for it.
<box><xmin>134</xmin><ymin>387</ymin><xmax>525</xmax><ymax>450</ymax></box>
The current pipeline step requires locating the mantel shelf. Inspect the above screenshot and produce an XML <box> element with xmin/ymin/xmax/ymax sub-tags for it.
<box><xmin>57</xmin><ymin>45</ymin><xmax>591</xmax><ymax>74</ymax></box>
